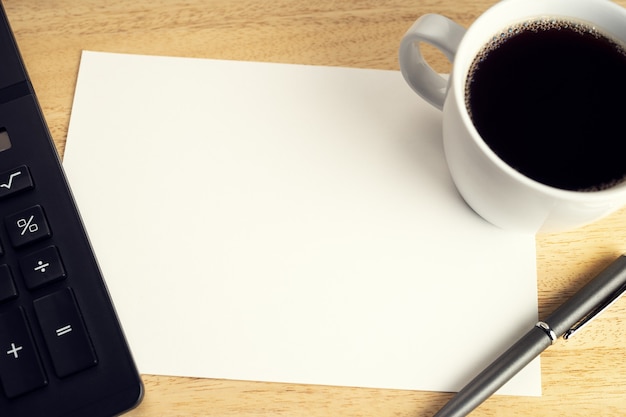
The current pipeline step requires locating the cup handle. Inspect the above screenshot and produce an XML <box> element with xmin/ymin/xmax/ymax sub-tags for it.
<box><xmin>399</xmin><ymin>14</ymin><xmax>466</xmax><ymax>110</ymax></box>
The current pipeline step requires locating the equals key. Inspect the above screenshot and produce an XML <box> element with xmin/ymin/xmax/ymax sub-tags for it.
<box><xmin>34</xmin><ymin>288</ymin><xmax>98</xmax><ymax>378</ymax></box>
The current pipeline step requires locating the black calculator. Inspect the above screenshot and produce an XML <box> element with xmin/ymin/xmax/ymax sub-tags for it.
<box><xmin>0</xmin><ymin>4</ymin><xmax>143</xmax><ymax>416</ymax></box>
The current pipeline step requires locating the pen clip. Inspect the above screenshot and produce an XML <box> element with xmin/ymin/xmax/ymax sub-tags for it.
<box><xmin>563</xmin><ymin>283</ymin><xmax>626</xmax><ymax>340</ymax></box>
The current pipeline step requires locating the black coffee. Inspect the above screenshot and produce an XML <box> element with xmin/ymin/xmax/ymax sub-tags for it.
<box><xmin>466</xmin><ymin>19</ymin><xmax>626</xmax><ymax>191</ymax></box>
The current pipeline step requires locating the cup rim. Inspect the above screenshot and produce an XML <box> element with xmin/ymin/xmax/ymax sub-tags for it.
<box><xmin>450</xmin><ymin>0</ymin><xmax>626</xmax><ymax>201</ymax></box>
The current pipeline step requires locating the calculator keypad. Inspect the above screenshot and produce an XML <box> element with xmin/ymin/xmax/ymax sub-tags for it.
<box><xmin>0</xmin><ymin>165</ymin><xmax>97</xmax><ymax>398</ymax></box>
<box><xmin>0</xmin><ymin>10</ymin><xmax>143</xmax><ymax>412</ymax></box>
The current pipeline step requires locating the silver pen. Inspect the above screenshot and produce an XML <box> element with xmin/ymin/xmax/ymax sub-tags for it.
<box><xmin>433</xmin><ymin>254</ymin><xmax>626</xmax><ymax>417</ymax></box>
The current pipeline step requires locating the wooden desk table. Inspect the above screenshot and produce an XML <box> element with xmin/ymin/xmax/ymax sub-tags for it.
<box><xmin>3</xmin><ymin>0</ymin><xmax>626</xmax><ymax>415</ymax></box>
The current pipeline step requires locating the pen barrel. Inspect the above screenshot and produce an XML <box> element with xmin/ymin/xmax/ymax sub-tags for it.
<box><xmin>546</xmin><ymin>255</ymin><xmax>626</xmax><ymax>336</ymax></box>
<box><xmin>433</xmin><ymin>326</ymin><xmax>551</xmax><ymax>417</ymax></box>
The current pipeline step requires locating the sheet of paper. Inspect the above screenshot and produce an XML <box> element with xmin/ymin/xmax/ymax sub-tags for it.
<box><xmin>62</xmin><ymin>51</ymin><xmax>540</xmax><ymax>396</ymax></box>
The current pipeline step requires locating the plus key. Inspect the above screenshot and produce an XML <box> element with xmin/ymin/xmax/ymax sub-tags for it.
<box><xmin>0</xmin><ymin>307</ymin><xmax>47</xmax><ymax>398</ymax></box>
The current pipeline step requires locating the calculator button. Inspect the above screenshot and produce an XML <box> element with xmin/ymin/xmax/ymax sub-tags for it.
<box><xmin>0</xmin><ymin>307</ymin><xmax>47</xmax><ymax>398</ymax></box>
<box><xmin>19</xmin><ymin>245</ymin><xmax>66</xmax><ymax>290</ymax></box>
<box><xmin>0</xmin><ymin>265</ymin><xmax>17</xmax><ymax>302</ymax></box>
<box><xmin>34</xmin><ymin>288</ymin><xmax>97</xmax><ymax>378</ymax></box>
<box><xmin>4</xmin><ymin>205</ymin><xmax>51</xmax><ymax>248</ymax></box>
<box><xmin>0</xmin><ymin>166</ymin><xmax>33</xmax><ymax>199</ymax></box>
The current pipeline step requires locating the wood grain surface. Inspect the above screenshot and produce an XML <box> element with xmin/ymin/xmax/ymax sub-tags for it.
<box><xmin>3</xmin><ymin>0</ymin><xmax>626</xmax><ymax>415</ymax></box>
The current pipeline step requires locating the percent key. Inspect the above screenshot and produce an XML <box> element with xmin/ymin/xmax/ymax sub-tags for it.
<box><xmin>5</xmin><ymin>205</ymin><xmax>51</xmax><ymax>247</ymax></box>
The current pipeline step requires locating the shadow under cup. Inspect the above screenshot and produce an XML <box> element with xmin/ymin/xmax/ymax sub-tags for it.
<box><xmin>462</xmin><ymin>18</ymin><xmax>626</xmax><ymax>194</ymax></box>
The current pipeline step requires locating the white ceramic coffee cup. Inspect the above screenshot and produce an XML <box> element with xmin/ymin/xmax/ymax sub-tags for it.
<box><xmin>399</xmin><ymin>0</ymin><xmax>626</xmax><ymax>233</ymax></box>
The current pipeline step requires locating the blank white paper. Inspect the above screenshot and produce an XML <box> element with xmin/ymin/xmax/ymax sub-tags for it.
<box><xmin>62</xmin><ymin>51</ymin><xmax>540</xmax><ymax>396</ymax></box>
